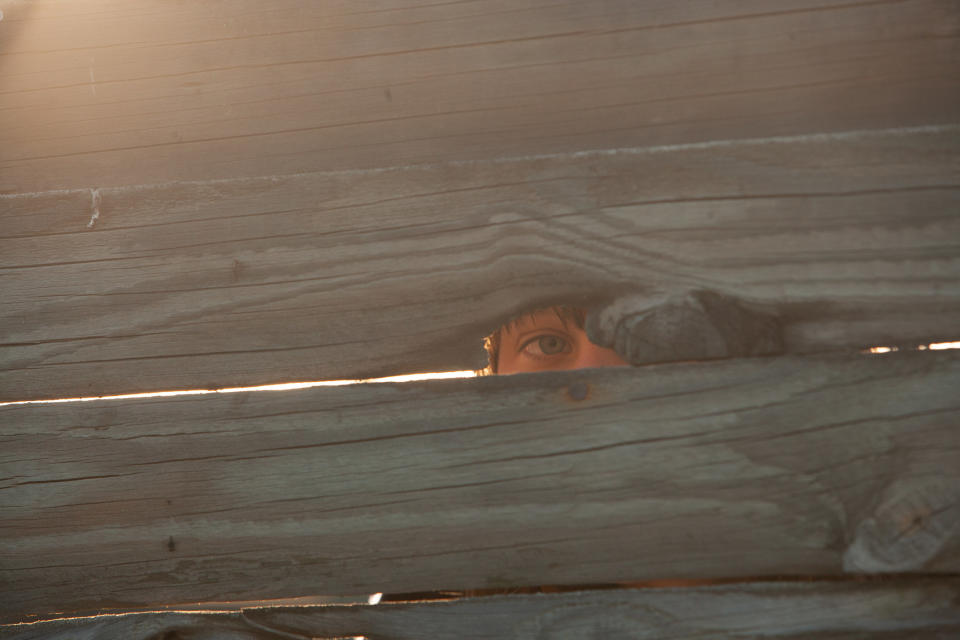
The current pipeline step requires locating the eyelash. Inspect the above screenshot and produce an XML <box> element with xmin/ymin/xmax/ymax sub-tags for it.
<box><xmin>518</xmin><ymin>333</ymin><xmax>571</xmax><ymax>359</ymax></box>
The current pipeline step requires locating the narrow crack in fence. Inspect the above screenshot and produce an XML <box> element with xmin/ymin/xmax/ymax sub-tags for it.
<box><xmin>2</xmin><ymin>342</ymin><xmax>958</xmax><ymax>408</ymax></box>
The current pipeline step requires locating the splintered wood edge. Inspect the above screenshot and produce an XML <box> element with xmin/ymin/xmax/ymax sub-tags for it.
<box><xmin>3</xmin><ymin>578</ymin><xmax>959</xmax><ymax>640</ymax></box>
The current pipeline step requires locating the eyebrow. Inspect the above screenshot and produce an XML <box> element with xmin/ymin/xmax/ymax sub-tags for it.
<box><xmin>503</xmin><ymin>306</ymin><xmax>585</xmax><ymax>334</ymax></box>
<box><xmin>510</xmin><ymin>321</ymin><xmax>570</xmax><ymax>344</ymax></box>
<box><xmin>484</xmin><ymin>306</ymin><xmax>586</xmax><ymax>374</ymax></box>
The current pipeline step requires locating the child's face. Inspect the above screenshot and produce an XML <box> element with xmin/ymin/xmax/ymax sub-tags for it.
<box><xmin>496</xmin><ymin>308</ymin><xmax>628</xmax><ymax>374</ymax></box>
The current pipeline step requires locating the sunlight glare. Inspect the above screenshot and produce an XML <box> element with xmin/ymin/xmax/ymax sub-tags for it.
<box><xmin>4</xmin><ymin>339</ymin><xmax>958</xmax><ymax>407</ymax></box>
<box><xmin>929</xmin><ymin>340</ymin><xmax>960</xmax><ymax>350</ymax></box>
<box><xmin>0</xmin><ymin>371</ymin><xmax>476</xmax><ymax>407</ymax></box>
<box><xmin>867</xmin><ymin>346</ymin><xmax>896</xmax><ymax>354</ymax></box>
<box><xmin>866</xmin><ymin>340</ymin><xmax>959</xmax><ymax>355</ymax></box>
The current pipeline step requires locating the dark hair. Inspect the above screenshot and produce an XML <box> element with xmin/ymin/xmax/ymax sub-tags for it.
<box><xmin>482</xmin><ymin>306</ymin><xmax>587</xmax><ymax>374</ymax></box>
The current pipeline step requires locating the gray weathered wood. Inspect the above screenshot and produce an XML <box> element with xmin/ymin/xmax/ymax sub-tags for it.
<box><xmin>2</xmin><ymin>127</ymin><xmax>959</xmax><ymax>400</ymax></box>
<box><xmin>1</xmin><ymin>351</ymin><xmax>958</xmax><ymax>623</ymax></box>
<box><xmin>1</xmin><ymin>0</ymin><xmax>957</xmax><ymax>194</ymax></box>
<box><xmin>586</xmin><ymin>289</ymin><xmax>786</xmax><ymax>365</ymax></box>
<box><xmin>3</xmin><ymin>579</ymin><xmax>960</xmax><ymax>639</ymax></box>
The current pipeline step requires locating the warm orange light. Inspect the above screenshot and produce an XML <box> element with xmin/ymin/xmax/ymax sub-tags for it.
<box><xmin>866</xmin><ymin>340</ymin><xmax>960</xmax><ymax>355</ymax></box>
<box><xmin>4</xmin><ymin>339</ymin><xmax>958</xmax><ymax>407</ymax></box>
<box><xmin>867</xmin><ymin>346</ymin><xmax>896</xmax><ymax>354</ymax></box>
<box><xmin>0</xmin><ymin>371</ymin><xmax>476</xmax><ymax>407</ymax></box>
<box><xmin>929</xmin><ymin>340</ymin><xmax>960</xmax><ymax>350</ymax></box>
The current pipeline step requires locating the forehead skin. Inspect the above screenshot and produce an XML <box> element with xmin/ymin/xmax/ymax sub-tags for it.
<box><xmin>497</xmin><ymin>308</ymin><xmax>627</xmax><ymax>374</ymax></box>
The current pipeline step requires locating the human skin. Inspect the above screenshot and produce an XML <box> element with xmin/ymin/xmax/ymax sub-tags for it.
<box><xmin>496</xmin><ymin>308</ymin><xmax>628</xmax><ymax>374</ymax></box>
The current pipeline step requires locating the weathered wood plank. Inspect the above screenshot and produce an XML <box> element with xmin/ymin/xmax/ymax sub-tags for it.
<box><xmin>1</xmin><ymin>0</ymin><xmax>957</xmax><ymax>194</ymax></box>
<box><xmin>3</xmin><ymin>579</ymin><xmax>960</xmax><ymax>639</ymax></box>
<box><xmin>2</xmin><ymin>127</ymin><xmax>959</xmax><ymax>400</ymax></box>
<box><xmin>1</xmin><ymin>351</ymin><xmax>958</xmax><ymax>623</ymax></box>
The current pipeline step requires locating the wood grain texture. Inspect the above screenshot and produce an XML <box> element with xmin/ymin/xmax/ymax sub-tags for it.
<box><xmin>4</xmin><ymin>579</ymin><xmax>960</xmax><ymax>639</ymax></box>
<box><xmin>1</xmin><ymin>0</ymin><xmax>957</xmax><ymax>194</ymax></box>
<box><xmin>1</xmin><ymin>351</ymin><xmax>958</xmax><ymax>623</ymax></box>
<box><xmin>2</xmin><ymin>126</ymin><xmax>959</xmax><ymax>400</ymax></box>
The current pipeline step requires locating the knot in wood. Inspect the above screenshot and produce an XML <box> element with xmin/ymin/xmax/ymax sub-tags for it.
<box><xmin>843</xmin><ymin>478</ymin><xmax>960</xmax><ymax>573</ymax></box>
<box><xmin>566</xmin><ymin>381</ymin><xmax>590</xmax><ymax>402</ymax></box>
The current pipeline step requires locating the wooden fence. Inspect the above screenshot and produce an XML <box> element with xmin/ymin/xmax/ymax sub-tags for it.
<box><xmin>2</xmin><ymin>0</ymin><xmax>959</xmax><ymax>637</ymax></box>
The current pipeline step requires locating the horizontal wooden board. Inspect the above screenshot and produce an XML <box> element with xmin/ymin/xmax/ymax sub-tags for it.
<box><xmin>1</xmin><ymin>351</ymin><xmax>958</xmax><ymax>623</ymax></box>
<box><xmin>0</xmin><ymin>0</ymin><xmax>957</xmax><ymax>194</ymax></box>
<box><xmin>4</xmin><ymin>579</ymin><xmax>960</xmax><ymax>639</ymax></box>
<box><xmin>2</xmin><ymin>126</ymin><xmax>959</xmax><ymax>400</ymax></box>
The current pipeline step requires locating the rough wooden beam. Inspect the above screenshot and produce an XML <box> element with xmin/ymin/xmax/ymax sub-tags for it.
<box><xmin>3</xmin><ymin>579</ymin><xmax>960</xmax><ymax>639</ymax></box>
<box><xmin>2</xmin><ymin>126</ymin><xmax>959</xmax><ymax>400</ymax></box>
<box><xmin>0</xmin><ymin>0</ymin><xmax>956</xmax><ymax>194</ymax></box>
<box><xmin>1</xmin><ymin>351</ymin><xmax>958</xmax><ymax>623</ymax></box>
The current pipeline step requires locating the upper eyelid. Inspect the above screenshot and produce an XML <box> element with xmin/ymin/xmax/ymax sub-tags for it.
<box><xmin>517</xmin><ymin>331</ymin><xmax>571</xmax><ymax>352</ymax></box>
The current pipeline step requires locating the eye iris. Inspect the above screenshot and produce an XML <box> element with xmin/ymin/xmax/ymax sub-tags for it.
<box><xmin>538</xmin><ymin>335</ymin><xmax>565</xmax><ymax>355</ymax></box>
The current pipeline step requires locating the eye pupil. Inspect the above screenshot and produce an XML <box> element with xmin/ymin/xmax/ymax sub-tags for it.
<box><xmin>539</xmin><ymin>335</ymin><xmax>565</xmax><ymax>355</ymax></box>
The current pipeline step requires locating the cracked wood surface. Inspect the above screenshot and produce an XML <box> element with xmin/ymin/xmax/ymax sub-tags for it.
<box><xmin>0</xmin><ymin>0</ymin><xmax>957</xmax><ymax>194</ymax></box>
<box><xmin>4</xmin><ymin>579</ymin><xmax>960</xmax><ymax>639</ymax></box>
<box><xmin>1</xmin><ymin>351</ymin><xmax>958</xmax><ymax>623</ymax></box>
<box><xmin>2</xmin><ymin>127</ymin><xmax>959</xmax><ymax>401</ymax></box>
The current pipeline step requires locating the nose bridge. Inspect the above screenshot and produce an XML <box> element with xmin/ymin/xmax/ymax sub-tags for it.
<box><xmin>575</xmin><ymin>343</ymin><xmax>610</xmax><ymax>369</ymax></box>
<box><xmin>574</xmin><ymin>338</ymin><xmax>630</xmax><ymax>370</ymax></box>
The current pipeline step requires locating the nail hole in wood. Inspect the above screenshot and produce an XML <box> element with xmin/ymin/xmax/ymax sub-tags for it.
<box><xmin>567</xmin><ymin>381</ymin><xmax>589</xmax><ymax>402</ymax></box>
